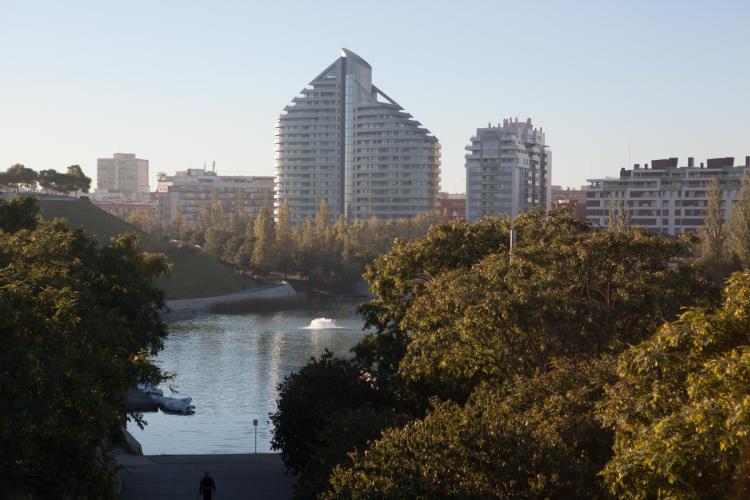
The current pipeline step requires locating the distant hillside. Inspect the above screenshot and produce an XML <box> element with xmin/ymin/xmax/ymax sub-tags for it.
<box><xmin>39</xmin><ymin>198</ymin><xmax>246</xmax><ymax>299</ymax></box>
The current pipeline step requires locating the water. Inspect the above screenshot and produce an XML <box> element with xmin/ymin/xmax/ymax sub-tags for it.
<box><xmin>128</xmin><ymin>298</ymin><xmax>366</xmax><ymax>455</ymax></box>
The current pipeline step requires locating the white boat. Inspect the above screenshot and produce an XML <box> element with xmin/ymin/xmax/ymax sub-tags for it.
<box><xmin>152</xmin><ymin>395</ymin><xmax>195</xmax><ymax>415</ymax></box>
<box><xmin>137</xmin><ymin>384</ymin><xmax>163</xmax><ymax>397</ymax></box>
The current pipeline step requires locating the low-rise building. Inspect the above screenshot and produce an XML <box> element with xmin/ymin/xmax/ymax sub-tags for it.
<box><xmin>585</xmin><ymin>156</ymin><xmax>750</xmax><ymax>235</ymax></box>
<box><xmin>552</xmin><ymin>185</ymin><xmax>587</xmax><ymax>220</ymax></box>
<box><xmin>157</xmin><ymin>168</ymin><xmax>274</xmax><ymax>224</ymax></box>
<box><xmin>437</xmin><ymin>192</ymin><xmax>466</xmax><ymax>219</ymax></box>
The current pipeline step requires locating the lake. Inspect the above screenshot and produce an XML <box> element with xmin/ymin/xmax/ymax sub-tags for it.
<box><xmin>127</xmin><ymin>298</ymin><xmax>367</xmax><ymax>454</ymax></box>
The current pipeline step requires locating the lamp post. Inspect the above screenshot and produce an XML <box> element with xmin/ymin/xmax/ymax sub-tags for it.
<box><xmin>252</xmin><ymin>419</ymin><xmax>258</xmax><ymax>453</ymax></box>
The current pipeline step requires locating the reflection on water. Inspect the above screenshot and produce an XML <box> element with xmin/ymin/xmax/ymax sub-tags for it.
<box><xmin>127</xmin><ymin>298</ymin><xmax>366</xmax><ymax>454</ymax></box>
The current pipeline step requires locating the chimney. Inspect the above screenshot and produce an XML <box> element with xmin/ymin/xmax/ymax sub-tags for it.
<box><xmin>746</xmin><ymin>156</ymin><xmax>750</xmax><ymax>167</ymax></box>
<box><xmin>700</xmin><ymin>162</ymin><xmax>704</xmax><ymax>168</ymax></box>
<box><xmin>634</xmin><ymin>163</ymin><xmax>640</xmax><ymax>169</ymax></box>
<box><xmin>688</xmin><ymin>157</ymin><xmax>694</xmax><ymax>167</ymax></box>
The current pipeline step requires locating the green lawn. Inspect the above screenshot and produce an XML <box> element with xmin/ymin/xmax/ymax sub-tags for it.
<box><xmin>39</xmin><ymin>198</ymin><xmax>245</xmax><ymax>299</ymax></box>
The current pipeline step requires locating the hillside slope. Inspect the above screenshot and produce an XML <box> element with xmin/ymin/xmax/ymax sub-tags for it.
<box><xmin>39</xmin><ymin>198</ymin><xmax>245</xmax><ymax>299</ymax></box>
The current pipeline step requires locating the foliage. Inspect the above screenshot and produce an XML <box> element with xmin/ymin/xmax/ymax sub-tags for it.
<box><xmin>599</xmin><ymin>271</ymin><xmax>750</xmax><ymax>499</ymax></box>
<box><xmin>730</xmin><ymin>179</ymin><xmax>750</xmax><ymax>269</ymax></box>
<box><xmin>329</xmin><ymin>359</ymin><xmax>615</xmax><ymax>499</ymax></box>
<box><xmin>270</xmin><ymin>351</ymin><xmax>403</xmax><ymax>499</ymax></box>
<box><xmin>0</xmin><ymin>196</ymin><xmax>40</xmax><ymax>233</ymax></box>
<box><xmin>273</xmin><ymin>210</ymin><xmax>721</xmax><ymax>498</ymax></box>
<box><xmin>2</xmin><ymin>164</ymin><xmax>38</xmax><ymax>192</ymax></box>
<box><xmin>398</xmin><ymin>212</ymin><xmax>714</xmax><ymax>396</ymax></box>
<box><xmin>252</xmin><ymin>204</ymin><xmax>276</xmax><ymax>276</ymax></box>
<box><xmin>0</xmin><ymin>199</ymin><xmax>169</xmax><ymax>498</ymax></box>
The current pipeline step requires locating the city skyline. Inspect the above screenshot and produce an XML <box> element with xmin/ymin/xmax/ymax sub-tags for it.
<box><xmin>1</xmin><ymin>1</ymin><xmax>748</xmax><ymax>194</ymax></box>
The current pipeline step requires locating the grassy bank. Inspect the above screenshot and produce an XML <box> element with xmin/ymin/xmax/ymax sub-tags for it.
<box><xmin>38</xmin><ymin>198</ymin><xmax>245</xmax><ymax>299</ymax></box>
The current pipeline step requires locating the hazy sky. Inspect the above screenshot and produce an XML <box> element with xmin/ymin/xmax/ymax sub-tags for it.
<box><xmin>1</xmin><ymin>0</ymin><xmax>748</xmax><ymax>193</ymax></box>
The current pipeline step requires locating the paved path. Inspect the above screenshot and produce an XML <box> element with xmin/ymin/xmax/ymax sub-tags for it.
<box><xmin>118</xmin><ymin>453</ymin><xmax>294</xmax><ymax>499</ymax></box>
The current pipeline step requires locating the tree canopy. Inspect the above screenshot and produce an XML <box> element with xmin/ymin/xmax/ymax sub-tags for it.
<box><xmin>0</xmin><ymin>198</ymin><xmax>169</xmax><ymax>498</ymax></box>
<box><xmin>272</xmin><ymin>210</ymin><xmax>722</xmax><ymax>498</ymax></box>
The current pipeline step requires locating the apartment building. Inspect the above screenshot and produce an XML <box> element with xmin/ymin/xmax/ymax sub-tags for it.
<box><xmin>96</xmin><ymin>153</ymin><xmax>149</xmax><ymax>197</ymax></box>
<box><xmin>465</xmin><ymin>118</ymin><xmax>550</xmax><ymax>222</ymax></box>
<box><xmin>157</xmin><ymin>168</ymin><xmax>274</xmax><ymax>224</ymax></box>
<box><xmin>275</xmin><ymin>48</ymin><xmax>441</xmax><ymax>224</ymax></box>
<box><xmin>585</xmin><ymin>156</ymin><xmax>750</xmax><ymax>234</ymax></box>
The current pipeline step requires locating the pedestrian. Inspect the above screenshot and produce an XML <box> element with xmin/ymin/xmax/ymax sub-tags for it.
<box><xmin>198</xmin><ymin>471</ymin><xmax>216</xmax><ymax>500</ymax></box>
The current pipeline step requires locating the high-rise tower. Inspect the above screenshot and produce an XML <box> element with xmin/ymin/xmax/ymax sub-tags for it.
<box><xmin>465</xmin><ymin>118</ymin><xmax>550</xmax><ymax>222</ymax></box>
<box><xmin>275</xmin><ymin>49</ymin><xmax>441</xmax><ymax>224</ymax></box>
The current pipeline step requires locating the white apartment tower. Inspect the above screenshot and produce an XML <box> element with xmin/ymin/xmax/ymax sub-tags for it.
<box><xmin>96</xmin><ymin>153</ymin><xmax>149</xmax><ymax>195</ymax></box>
<box><xmin>275</xmin><ymin>49</ymin><xmax>441</xmax><ymax>224</ymax></box>
<box><xmin>465</xmin><ymin>118</ymin><xmax>551</xmax><ymax>222</ymax></box>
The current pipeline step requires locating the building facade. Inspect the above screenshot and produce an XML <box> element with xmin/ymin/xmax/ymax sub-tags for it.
<box><xmin>465</xmin><ymin>118</ymin><xmax>550</xmax><ymax>222</ymax></box>
<box><xmin>437</xmin><ymin>192</ymin><xmax>466</xmax><ymax>219</ymax></box>
<box><xmin>552</xmin><ymin>185</ymin><xmax>587</xmax><ymax>220</ymax></box>
<box><xmin>96</xmin><ymin>153</ymin><xmax>149</xmax><ymax>196</ymax></box>
<box><xmin>157</xmin><ymin>168</ymin><xmax>274</xmax><ymax>224</ymax></box>
<box><xmin>275</xmin><ymin>48</ymin><xmax>441</xmax><ymax>225</ymax></box>
<box><xmin>585</xmin><ymin>156</ymin><xmax>750</xmax><ymax>235</ymax></box>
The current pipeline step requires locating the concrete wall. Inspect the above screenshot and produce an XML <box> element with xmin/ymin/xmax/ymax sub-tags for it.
<box><xmin>164</xmin><ymin>283</ymin><xmax>296</xmax><ymax>314</ymax></box>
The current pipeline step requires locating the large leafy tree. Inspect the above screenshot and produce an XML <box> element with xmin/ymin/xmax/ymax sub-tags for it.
<box><xmin>3</xmin><ymin>163</ymin><xmax>38</xmax><ymax>192</ymax></box>
<box><xmin>0</xmin><ymin>198</ymin><xmax>169</xmax><ymax>498</ymax></box>
<box><xmin>599</xmin><ymin>271</ymin><xmax>750</xmax><ymax>499</ymax></box>
<box><xmin>0</xmin><ymin>197</ymin><xmax>40</xmax><ymax>233</ymax></box>
<box><xmin>66</xmin><ymin>164</ymin><xmax>92</xmax><ymax>197</ymax></box>
<box><xmin>278</xmin><ymin>211</ymin><xmax>717</xmax><ymax>498</ymax></box>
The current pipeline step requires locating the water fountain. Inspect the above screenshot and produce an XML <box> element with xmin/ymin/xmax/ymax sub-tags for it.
<box><xmin>302</xmin><ymin>318</ymin><xmax>342</xmax><ymax>330</ymax></box>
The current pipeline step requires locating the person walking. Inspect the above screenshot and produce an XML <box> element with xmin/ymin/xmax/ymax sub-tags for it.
<box><xmin>198</xmin><ymin>471</ymin><xmax>216</xmax><ymax>500</ymax></box>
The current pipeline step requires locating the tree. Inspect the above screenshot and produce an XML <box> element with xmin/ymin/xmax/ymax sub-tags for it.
<box><xmin>0</xmin><ymin>196</ymin><xmax>40</xmax><ymax>232</ymax></box>
<box><xmin>204</xmin><ymin>226</ymin><xmax>232</xmax><ymax>258</ymax></box>
<box><xmin>271</xmin><ymin>351</ymin><xmax>401</xmax><ymax>498</ymax></box>
<box><xmin>251</xmin><ymin>204</ymin><xmax>276</xmax><ymax>276</ymax></box>
<box><xmin>66</xmin><ymin>164</ymin><xmax>91</xmax><ymax>197</ymax></box>
<box><xmin>38</xmin><ymin>169</ymin><xmax>62</xmax><ymax>193</ymax></box>
<box><xmin>599</xmin><ymin>271</ymin><xmax>750</xmax><ymax>499</ymax></box>
<box><xmin>701</xmin><ymin>177</ymin><xmax>726</xmax><ymax>259</ymax></box>
<box><xmin>276</xmin><ymin>202</ymin><xmax>294</xmax><ymax>279</ymax></box>
<box><xmin>0</xmin><ymin>199</ymin><xmax>169</xmax><ymax>498</ymax></box>
<box><xmin>606</xmin><ymin>194</ymin><xmax>629</xmax><ymax>232</ymax></box>
<box><xmin>730</xmin><ymin>178</ymin><xmax>750</xmax><ymax>268</ymax></box>
<box><xmin>329</xmin><ymin>359</ymin><xmax>614</xmax><ymax>500</ymax></box>
<box><xmin>128</xmin><ymin>209</ymin><xmax>160</xmax><ymax>235</ymax></box>
<box><xmin>4</xmin><ymin>163</ymin><xmax>37</xmax><ymax>192</ymax></box>
<box><xmin>274</xmin><ymin>211</ymin><xmax>719</xmax><ymax>498</ymax></box>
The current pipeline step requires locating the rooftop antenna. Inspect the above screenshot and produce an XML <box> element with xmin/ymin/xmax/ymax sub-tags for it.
<box><xmin>212</xmin><ymin>161</ymin><xmax>216</xmax><ymax>173</ymax></box>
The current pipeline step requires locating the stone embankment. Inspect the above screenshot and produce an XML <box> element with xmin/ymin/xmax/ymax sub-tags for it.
<box><xmin>163</xmin><ymin>283</ymin><xmax>297</xmax><ymax>315</ymax></box>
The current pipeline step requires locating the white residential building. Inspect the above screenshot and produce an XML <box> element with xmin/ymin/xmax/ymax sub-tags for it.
<box><xmin>275</xmin><ymin>48</ymin><xmax>441</xmax><ymax>224</ymax></box>
<box><xmin>156</xmin><ymin>168</ymin><xmax>274</xmax><ymax>224</ymax></box>
<box><xmin>96</xmin><ymin>153</ymin><xmax>149</xmax><ymax>198</ymax></box>
<box><xmin>585</xmin><ymin>156</ymin><xmax>750</xmax><ymax>235</ymax></box>
<box><xmin>465</xmin><ymin>118</ymin><xmax>550</xmax><ymax>222</ymax></box>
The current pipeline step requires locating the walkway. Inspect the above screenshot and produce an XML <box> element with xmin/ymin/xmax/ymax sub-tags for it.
<box><xmin>118</xmin><ymin>453</ymin><xmax>294</xmax><ymax>499</ymax></box>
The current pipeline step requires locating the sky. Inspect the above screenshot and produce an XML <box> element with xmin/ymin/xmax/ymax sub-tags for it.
<box><xmin>1</xmin><ymin>0</ymin><xmax>748</xmax><ymax>194</ymax></box>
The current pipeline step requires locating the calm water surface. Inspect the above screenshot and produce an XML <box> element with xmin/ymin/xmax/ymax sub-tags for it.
<box><xmin>128</xmin><ymin>298</ymin><xmax>366</xmax><ymax>454</ymax></box>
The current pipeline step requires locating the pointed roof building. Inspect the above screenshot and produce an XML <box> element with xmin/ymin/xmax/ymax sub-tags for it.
<box><xmin>275</xmin><ymin>49</ymin><xmax>440</xmax><ymax>224</ymax></box>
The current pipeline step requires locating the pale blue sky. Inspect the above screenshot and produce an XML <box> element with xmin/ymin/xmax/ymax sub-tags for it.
<box><xmin>1</xmin><ymin>0</ymin><xmax>748</xmax><ymax>193</ymax></box>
